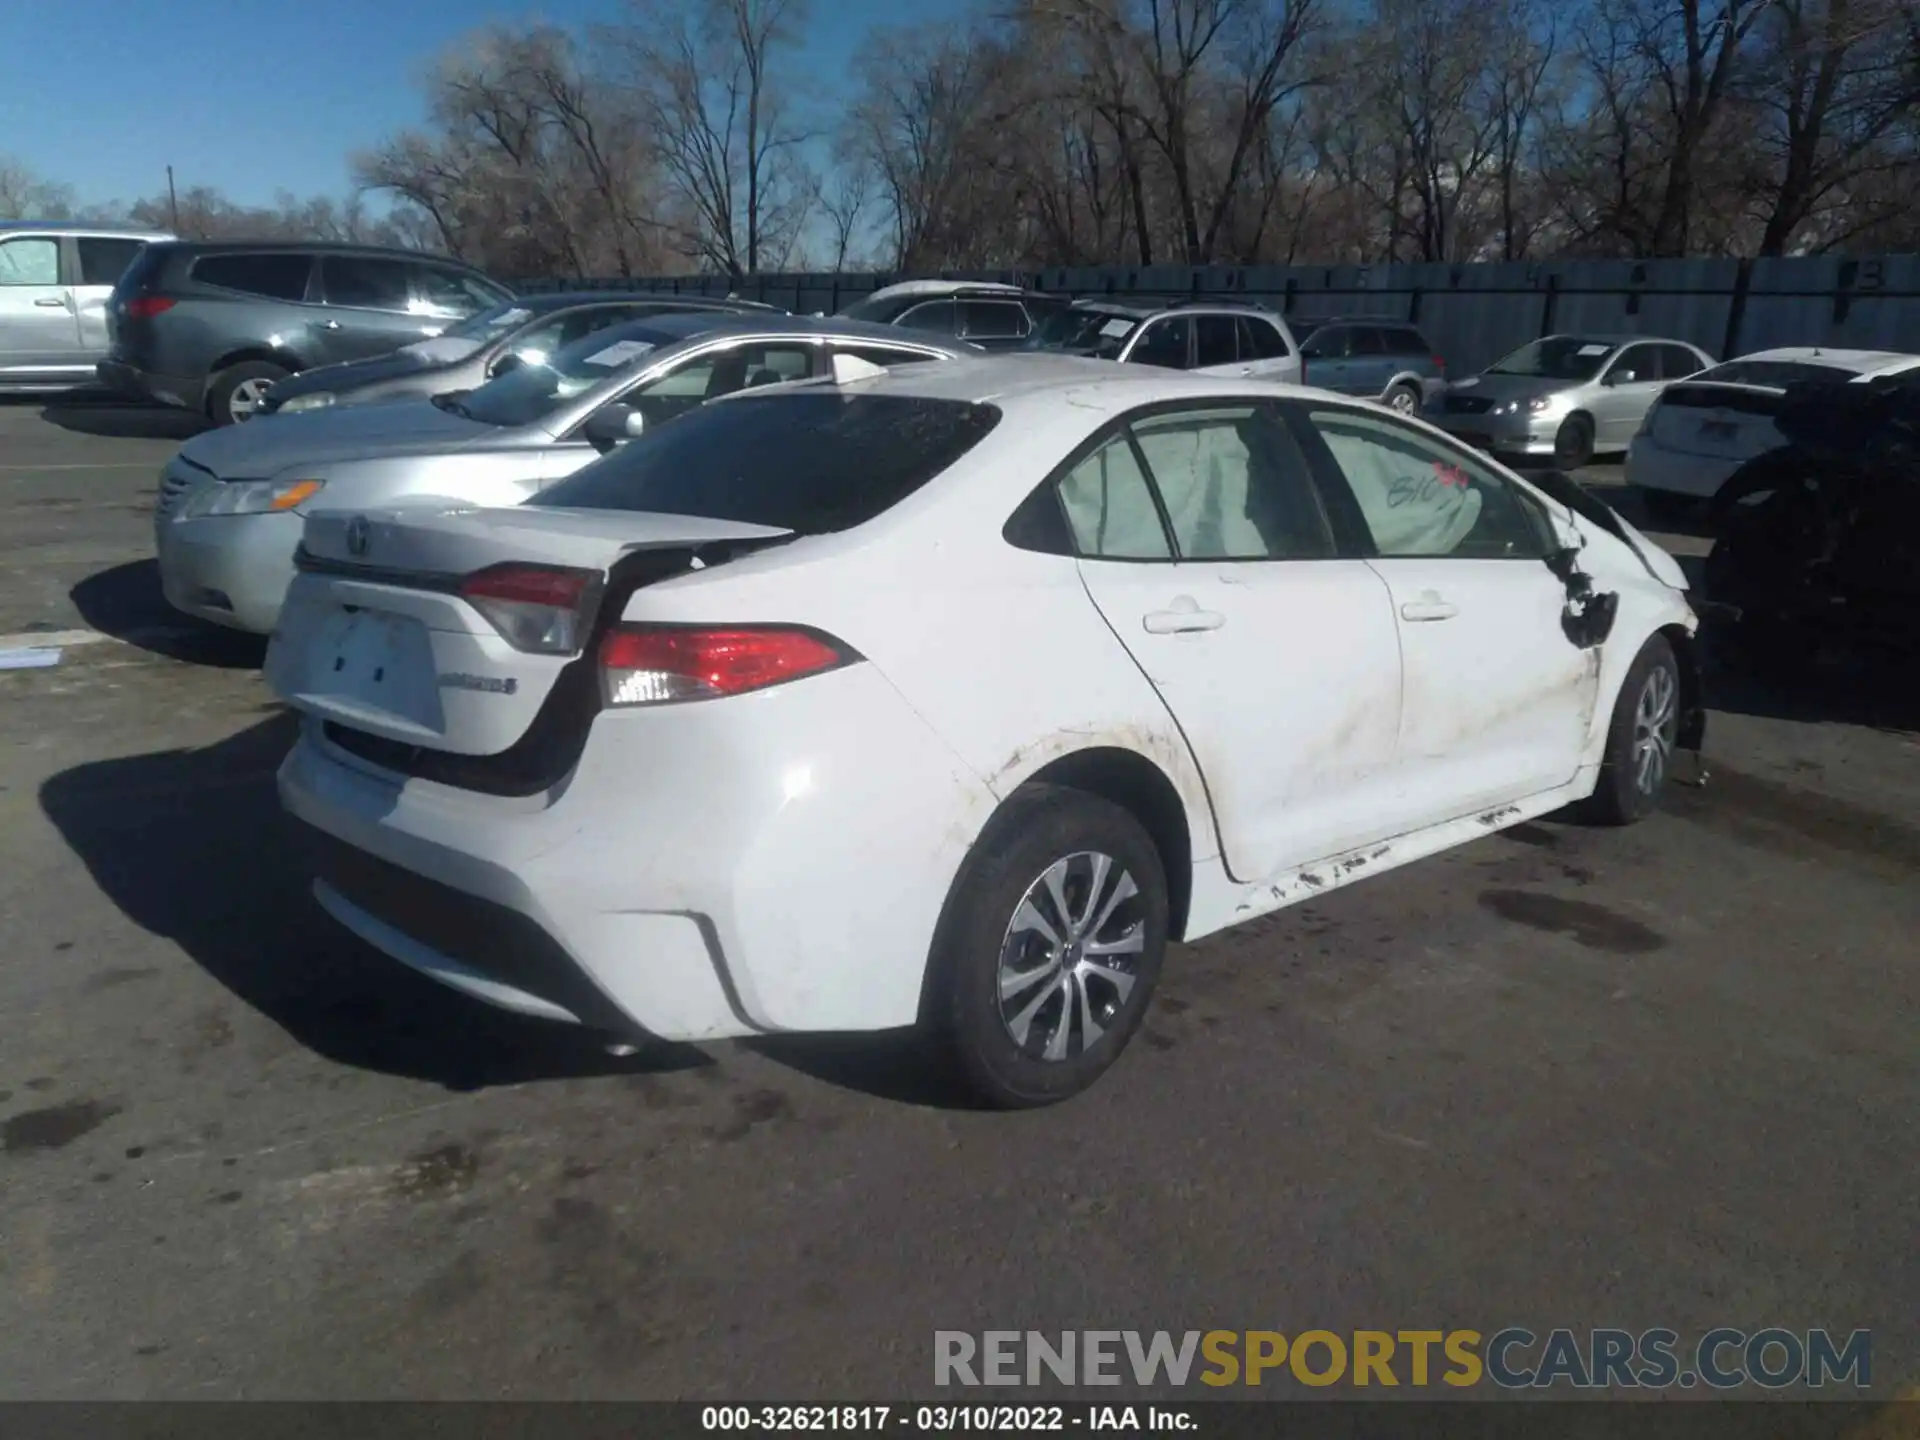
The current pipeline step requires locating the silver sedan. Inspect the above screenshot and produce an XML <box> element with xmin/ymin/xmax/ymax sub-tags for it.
<box><xmin>153</xmin><ymin>313</ymin><xmax>979</xmax><ymax>633</ymax></box>
<box><xmin>1426</xmin><ymin>334</ymin><xmax>1714</xmax><ymax>468</ymax></box>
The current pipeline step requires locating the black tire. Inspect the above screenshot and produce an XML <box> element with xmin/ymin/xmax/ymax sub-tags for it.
<box><xmin>929</xmin><ymin>783</ymin><xmax>1169</xmax><ymax>1108</ymax></box>
<box><xmin>1576</xmin><ymin>634</ymin><xmax>1681</xmax><ymax>826</ymax></box>
<box><xmin>206</xmin><ymin>360</ymin><xmax>290</xmax><ymax>426</ymax></box>
<box><xmin>1383</xmin><ymin>382</ymin><xmax>1421</xmax><ymax>416</ymax></box>
<box><xmin>1553</xmin><ymin>414</ymin><xmax>1596</xmax><ymax>469</ymax></box>
<box><xmin>1638</xmin><ymin>487</ymin><xmax>1695</xmax><ymax>522</ymax></box>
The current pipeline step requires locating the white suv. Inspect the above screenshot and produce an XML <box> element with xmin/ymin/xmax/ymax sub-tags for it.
<box><xmin>0</xmin><ymin>222</ymin><xmax>172</xmax><ymax>393</ymax></box>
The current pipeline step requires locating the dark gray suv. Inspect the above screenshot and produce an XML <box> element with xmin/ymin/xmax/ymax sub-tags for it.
<box><xmin>98</xmin><ymin>242</ymin><xmax>513</xmax><ymax>425</ymax></box>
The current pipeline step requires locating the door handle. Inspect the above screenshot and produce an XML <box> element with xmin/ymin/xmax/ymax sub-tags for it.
<box><xmin>1400</xmin><ymin>598</ymin><xmax>1458</xmax><ymax>622</ymax></box>
<box><xmin>1143</xmin><ymin>596</ymin><xmax>1226</xmax><ymax>634</ymax></box>
<box><xmin>35</xmin><ymin>297</ymin><xmax>68</xmax><ymax>308</ymax></box>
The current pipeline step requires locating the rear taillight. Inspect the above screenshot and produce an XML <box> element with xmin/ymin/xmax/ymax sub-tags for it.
<box><xmin>1432</xmin><ymin>355</ymin><xmax>1445</xmax><ymax>373</ymax></box>
<box><xmin>123</xmin><ymin>296</ymin><xmax>176</xmax><ymax>319</ymax></box>
<box><xmin>459</xmin><ymin>563</ymin><xmax>603</xmax><ymax>654</ymax></box>
<box><xmin>599</xmin><ymin>625</ymin><xmax>856</xmax><ymax>706</ymax></box>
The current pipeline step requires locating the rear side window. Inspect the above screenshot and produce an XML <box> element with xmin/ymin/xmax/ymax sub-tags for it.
<box><xmin>322</xmin><ymin>255</ymin><xmax>411</xmax><ymax>310</ymax></box>
<box><xmin>898</xmin><ymin>299</ymin><xmax>958</xmax><ymax>334</ymax></box>
<box><xmin>1239</xmin><ymin>316</ymin><xmax>1290</xmax><ymax>360</ymax></box>
<box><xmin>961</xmin><ymin>300</ymin><xmax>1026</xmax><ymax>339</ymax></box>
<box><xmin>1350</xmin><ymin>327</ymin><xmax>1388</xmax><ymax>356</ymax></box>
<box><xmin>1129</xmin><ymin>316</ymin><xmax>1190</xmax><ymax>369</ymax></box>
<box><xmin>1657</xmin><ymin>344</ymin><xmax>1705</xmax><ymax>380</ymax></box>
<box><xmin>531</xmin><ymin>394</ymin><xmax>1001</xmax><ymax>534</ymax></box>
<box><xmin>1385</xmin><ymin>327</ymin><xmax>1429</xmax><ymax>356</ymax></box>
<box><xmin>833</xmin><ymin>344</ymin><xmax>943</xmax><ymax>368</ymax></box>
<box><xmin>192</xmin><ymin>252</ymin><xmax>313</xmax><ymax>301</ymax></box>
<box><xmin>114</xmin><ymin>243</ymin><xmax>170</xmax><ymax>295</ymax></box>
<box><xmin>1195</xmin><ymin>315</ymin><xmax>1238</xmax><ymax>368</ymax></box>
<box><xmin>78</xmin><ymin>237</ymin><xmax>146</xmax><ymax>287</ymax></box>
<box><xmin>412</xmin><ymin>263</ymin><xmax>503</xmax><ymax>317</ymax></box>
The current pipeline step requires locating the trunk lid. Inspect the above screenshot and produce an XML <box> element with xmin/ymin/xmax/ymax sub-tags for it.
<box><xmin>1647</xmin><ymin>381</ymin><xmax>1786</xmax><ymax>460</ymax></box>
<box><xmin>266</xmin><ymin>505</ymin><xmax>793</xmax><ymax>761</ymax></box>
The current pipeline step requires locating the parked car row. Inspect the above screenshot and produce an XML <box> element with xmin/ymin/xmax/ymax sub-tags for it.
<box><xmin>113</xmin><ymin>254</ymin><xmax>1711</xmax><ymax>1105</ymax></box>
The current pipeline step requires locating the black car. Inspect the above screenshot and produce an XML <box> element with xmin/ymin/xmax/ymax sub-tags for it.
<box><xmin>256</xmin><ymin>292</ymin><xmax>788</xmax><ymax>418</ymax></box>
<box><xmin>835</xmin><ymin>282</ymin><xmax>1069</xmax><ymax>351</ymax></box>
<box><xmin>97</xmin><ymin>242</ymin><xmax>513</xmax><ymax>425</ymax></box>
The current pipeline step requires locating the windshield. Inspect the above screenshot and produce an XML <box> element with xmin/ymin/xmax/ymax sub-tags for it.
<box><xmin>456</xmin><ymin>324</ymin><xmax>672</xmax><ymax>428</ymax></box>
<box><xmin>530</xmin><ymin>393</ymin><xmax>1002</xmax><ymax>533</ymax></box>
<box><xmin>443</xmin><ymin>303</ymin><xmax>537</xmax><ymax>344</ymax></box>
<box><xmin>1488</xmin><ymin>337</ymin><xmax>1619</xmax><ymax>381</ymax></box>
<box><xmin>1025</xmin><ymin>309</ymin><xmax>1136</xmax><ymax>359</ymax></box>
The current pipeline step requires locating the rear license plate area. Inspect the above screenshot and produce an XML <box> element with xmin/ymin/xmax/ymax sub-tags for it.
<box><xmin>309</xmin><ymin>608</ymin><xmax>441</xmax><ymax>729</ymax></box>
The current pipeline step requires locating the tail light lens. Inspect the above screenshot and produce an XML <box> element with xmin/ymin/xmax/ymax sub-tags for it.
<box><xmin>459</xmin><ymin>564</ymin><xmax>602</xmax><ymax>654</ymax></box>
<box><xmin>123</xmin><ymin>296</ymin><xmax>176</xmax><ymax>319</ymax></box>
<box><xmin>1432</xmin><ymin>355</ymin><xmax>1445</xmax><ymax>374</ymax></box>
<box><xmin>599</xmin><ymin>625</ymin><xmax>856</xmax><ymax>706</ymax></box>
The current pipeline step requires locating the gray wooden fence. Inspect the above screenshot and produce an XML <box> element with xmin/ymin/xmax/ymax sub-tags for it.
<box><xmin>519</xmin><ymin>255</ymin><xmax>1920</xmax><ymax>376</ymax></box>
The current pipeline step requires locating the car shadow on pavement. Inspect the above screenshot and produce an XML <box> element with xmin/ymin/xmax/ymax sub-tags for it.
<box><xmin>71</xmin><ymin>560</ymin><xmax>266</xmax><ymax>668</ymax></box>
<box><xmin>744</xmin><ymin>1033</ymin><xmax>994</xmax><ymax>1111</ymax></box>
<box><xmin>39</xmin><ymin>713</ymin><xmax>711</xmax><ymax>1091</ymax></box>
<box><xmin>39</xmin><ymin>394</ymin><xmax>208</xmax><ymax>441</ymax></box>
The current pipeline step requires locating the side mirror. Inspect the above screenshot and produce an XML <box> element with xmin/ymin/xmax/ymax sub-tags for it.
<box><xmin>488</xmin><ymin>352</ymin><xmax>525</xmax><ymax>378</ymax></box>
<box><xmin>583</xmin><ymin>402</ymin><xmax>645</xmax><ymax>449</ymax></box>
<box><xmin>1605</xmin><ymin>368</ymin><xmax>1637</xmax><ymax>387</ymax></box>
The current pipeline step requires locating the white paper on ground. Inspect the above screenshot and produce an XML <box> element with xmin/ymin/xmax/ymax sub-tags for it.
<box><xmin>0</xmin><ymin>647</ymin><xmax>62</xmax><ymax>670</ymax></box>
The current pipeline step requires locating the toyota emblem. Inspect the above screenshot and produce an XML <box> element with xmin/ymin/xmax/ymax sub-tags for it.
<box><xmin>346</xmin><ymin>516</ymin><xmax>371</xmax><ymax>558</ymax></box>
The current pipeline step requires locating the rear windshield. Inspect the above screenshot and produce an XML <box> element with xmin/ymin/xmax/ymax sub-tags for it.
<box><xmin>113</xmin><ymin>243</ymin><xmax>171</xmax><ymax>296</ymax></box>
<box><xmin>529</xmin><ymin>393</ymin><xmax>1003</xmax><ymax>534</ymax></box>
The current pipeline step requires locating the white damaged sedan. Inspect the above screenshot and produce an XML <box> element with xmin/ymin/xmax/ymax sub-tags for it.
<box><xmin>266</xmin><ymin>354</ymin><xmax>1703</xmax><ymax>1106</ymax></box>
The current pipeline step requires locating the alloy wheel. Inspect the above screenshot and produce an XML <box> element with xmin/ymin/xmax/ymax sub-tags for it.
<box><xmin>995</xmin><ymin>851</ymin><xmax>1146</xmax><ymax>1062</ymax></box>
<box><xmin>1633</xmin><ymin>664</ymin><xmax>1678</xmax><ymax>795</ymax></box>
<box><xmin>229</xmin><ymin>377</ymin><xmax>273</xmax><ymax>423</ymax></box>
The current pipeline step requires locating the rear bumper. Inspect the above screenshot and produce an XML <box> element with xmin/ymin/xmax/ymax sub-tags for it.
<box><xmin>98</xmin><ymin>360</ymin><xmax>203</xmax><ymax>411</ymax></box>
<box><xmin>154</xmin><ymin>510</ymin><xmax>303</xmax><ymax>633</ymax></box>
<box><xmin>1625</xmin><ymin>438</ymin><xmax>1745</xmax><ymax>499</ymax></box>
<box><xmin>274</xmin><ymin>662</ymin><xmax>997</xmax><ymax>1042</ymax></box>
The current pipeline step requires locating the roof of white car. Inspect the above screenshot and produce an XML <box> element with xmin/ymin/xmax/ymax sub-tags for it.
<box><xmin>1732</xmin><ymin>346</ymin><xmax>1920</xmax><ymax>376</ymax></box>
<box><xmin>773</xmin><ymin>352</ymin><xmax>1355</xmax><ymax>414</ymax></box>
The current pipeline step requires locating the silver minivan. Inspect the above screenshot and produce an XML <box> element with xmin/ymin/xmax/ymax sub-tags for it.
<box><xmin>0</xmin><ymin>222</ymin><xmax>174</xmax><ymax>392</ymax></box>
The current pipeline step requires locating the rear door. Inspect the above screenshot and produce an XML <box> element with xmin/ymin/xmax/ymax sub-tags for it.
<box><xmin>0</xmin><ymin>233</ymin><xmax>84</xmax><ymax>377</ymax></box>
<box><xmin>1592</xmin><ymin>342</ymin><xmax>1664</xmax><ymax>447</ymax></box>
<box><xmin>319</xmin><ymin>254</ymin><xmax>435</xmax><ymax>362</ymax></box>
<box><xmin>1238</xmin><ymin>315</ymin><xmax>1300</xmax><ymax>383</ymax></box>
<box><xmin>1346</xmin><ymin>326</ymin><xmax>1394</xmax><ymax>396</ymax></box>
<box><xmin>1299</xmin><ymin>324</ymin><xmax>1355</xmax><ymax>392</ymax></box>
<box><xmin>72</xmin><ymin>236</ymin><xmax>149</xmax><ymax>357</ymax></box>
<box><xmin>1066</xmin><ymin>400</ymin><xmax>1407</xmax><ymax>880</ymax></box>
<box><xmin>1287</xmin><ymin>400</ymin><xmax>1595</xmax><ymax>828</ymax></box>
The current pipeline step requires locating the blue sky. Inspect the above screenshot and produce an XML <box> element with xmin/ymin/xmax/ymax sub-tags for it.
<box><xmin>2</xmin><ymin>0</ymin><xmax>967</xmax><ymax>211</ymax></box>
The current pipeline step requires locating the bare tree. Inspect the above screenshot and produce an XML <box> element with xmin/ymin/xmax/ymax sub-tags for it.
<box><xmin>814</xmin><ymin>160</ymin><xmax>874</xmax><ymax>270</ymax></box>
<box><xmin>0</xmin><ymin>155</ymin><xmax>76</xmax><ymax>219</ymax></box>
<box><xmin>622</xmin><ymin>0</ymin><xmax>813</xmax><ymax>277</ymax></box>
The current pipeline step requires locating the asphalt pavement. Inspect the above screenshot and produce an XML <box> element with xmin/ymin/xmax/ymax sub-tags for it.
<box><xmin>1</xmin><ymin>393</ymin><xmax>1915</xmax><ymax>1402</ymax></box>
